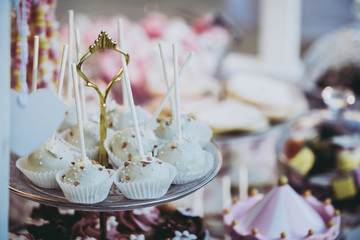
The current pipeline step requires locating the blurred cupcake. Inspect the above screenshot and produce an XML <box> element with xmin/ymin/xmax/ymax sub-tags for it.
<box><xmin>153</xmin><ymin>206</ymin><xmax>209</xmax><ymax>240</ymax></box>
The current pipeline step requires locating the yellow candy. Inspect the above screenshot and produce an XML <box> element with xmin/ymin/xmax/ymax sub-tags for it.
<box><xmin>289</xmin><ymin>147</ymin><xmax>315</xmax><ymax>175</ymax></box>
<box><xmin>332</xmin><ymin>175</ymin><xmax>357</xmax><ymax>200</ymax></box>
<box><xmin>337</xmin><ymin>149</ymin><xmax>360</xmax><ymax>171</ymax></box>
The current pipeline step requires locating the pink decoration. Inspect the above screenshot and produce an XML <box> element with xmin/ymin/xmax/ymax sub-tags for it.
<box><xmin>224</xmin><ymin>183</ymin><xmax>341</xmax><ymax>240</ymax></box>
<box><xmin>141</xmin><ymin>13</ymin><xmax>168</xmax><ymax>39</ymax></box>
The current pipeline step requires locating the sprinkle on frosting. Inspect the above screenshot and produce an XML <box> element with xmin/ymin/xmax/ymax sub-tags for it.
<box><xmin>80</xmin><ymin>166</ymin><xmax>84</xmax><ymax>170</ymax></box>
<box><xmin>99</xmin><ymin>167</ymin><xmax>103</xmax><ymax>171</ymax></box>
<box><xmin>308</xmin><ymin>229</ymin><xmax>314</xmax><ymax>236</ymax></box>
<box><xmin>231</xmin><ymin>220</ymin><xmax>237</xmax><ymax>226</ymax></box>
<box><xmin>124</xmin><ymin>162</ymin><xmax>130</xmax><ymax>167</ymax></box>
<box><xmin>122</xmin><ymin>142</ymin><xmax>128</xmax><ymax>149</ymax></box>
<box><xmin>324</xmin><ymin>198</ymin><xmax>332</xmax><ymax>205</ymax></box>
<box><xmin>252</xmin><ymin>228</ymin><xmax>259</xmax><ymax>235</ymax></box>
<box><xmin>74</xmin><ymin>181</ymin><xmax>80</xmax><ymax>186</ymax></box>
<box><xmin>125</xmin><ymin>176</ymin><xmax>130</xmax><ymax>181</ymax></box>
<box><xmin>171</xmin><ymin>145</ymin><xmax>177</xmax><ymax>150</ymax></box>
<box><xmin>71</xmin><ymin>162</ymin><xmax>75</xmax><ymax>165</ymax></box>
<box><xmin>281</xmin><ymin>232</ymin><xmax>286</xmax><ymax>238</ymax></box>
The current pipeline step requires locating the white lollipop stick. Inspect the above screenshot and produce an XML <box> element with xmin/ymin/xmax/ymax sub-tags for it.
<box><xmin>120</xmin><ymin>55</ymin><xmax>144</xmax><ymax>157</ymax></box>
<box><xmin>222</xmin><ymin>176</ymin><xmax>232</xmax><ymax>210</ymax></box>
<box><xmin>239</xmin><ymin>166</ymin><xmax>248</xmax><ymax>200</ymax></box>
<box><xmin>118</xmin><ymin>18</ymin><xmax>129</xmax><ymax>108</ymax></box>
<box><xmin>67</xmin><ymin>10</ymin><xmax>74</xmax><ymax>103</ymax></box>
<box><xmin>172</xmin><ymin>44</ymin><xmax>181</xmax><ymax>140</ymax></box>
<box><xmin>71</xmin><ymin>63</ymin><xmax>86</xmax><ymax>161</ymax></box>
<box><xmin>146</xmin><ymin>51</ymin><xmax>195</xmax><ymax>129</ymax></box>
<box><xmin>192</xmin><ymin>188</ymin><xmax>204</xmax><ymax>217</ymax></box>
<box><xmin>179</xmin><ymin>51</ymin><xmax>195</xmax><ymax>76</ymax></box>
<box><xmin>75</xmin><ymin>28</ymin><xmax>87</xmax><ymax>122</ymax></box>
<box><xmin>31</xmin><ymin>35</ymin><xmax>39</xmax><ymax>92</ymax></box>
<box><xmin>158</xmin><ymin>42</ymin><xmax>176</xmax><ymax>118</ymax></box>
<box><xmin>57</xmin><ymin>44</ymin><xmax>68</xmax><ymax>98</ymax></box>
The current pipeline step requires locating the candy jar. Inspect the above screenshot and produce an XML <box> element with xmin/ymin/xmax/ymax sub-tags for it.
<box><xmin>277</xmin><ymin>87</ymin><xmax>360</xmax><ymax>230</ymax></box>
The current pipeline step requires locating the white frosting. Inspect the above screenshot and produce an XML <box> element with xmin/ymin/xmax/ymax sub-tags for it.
<box><xmin>157</xmin><ymin>138</ymin><xmax>205</xmax><ymax>174</ymax></box>
<box><xmin>62</xmin><ymin>160</ymin><xmax>110</xmax><ymax>187</ymax></box>
<box><xmin>119</xmin><ymin>155</ymin><xmax>170</xmax><ymax>182</ymax></box>
<box><xmin>178</xmin><ymin>207</ymin><xmax>199</xmax><ymax>217</ymax></box>
<box><xmin>26</xmin><ymin>138</ymin><xmax>76</xmax><ymax>172</ymax></box>
<box><xmin>25</xmin><ymin>217</ymin><xmax>50</xmax><ymax>226</ymax></box>
<box><xmin>111</xmin><ymin>125</ymin><xmax>158</xmax><ymax>162</ymax></box>
<box><xmin>94</xmin><ymin>216</ymin><xmax>118</xmax><ymax>231</ymax></box>
<box><xmin>172</xmin><ymin>230</ymin><xmax>197</xmax><ymax>240</ymax></box>
<box><xmin>66</xmin><ymin>121</ymin><xmax>100</xmax><ymax>149</ymax></box>
<box><xmin>130</xmin><ymin>235</ymin><xmax>145</xmax><ymax>240</ymax></box>
<box><xmin>107</xmin><ymin>104</ymin><xmax>152</xmax><ymax>131</ymax></box>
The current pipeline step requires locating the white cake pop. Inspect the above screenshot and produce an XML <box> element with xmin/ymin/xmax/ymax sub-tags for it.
<box><xmin>107</xmin><ymin>103</ymin><xmax>152</xmax><ymax>131</ymax></box>
<box><xmin>119</xmin><ymin>155</ymin><xmax>170</xmax><ymax>182</ymax></box>
<box><xmin>26</xmin><ymin>138</ymin><xmax>77</xmax><ymax>172</ymax></box>
<box><xmin>66</xmin><ymin>120</ymin><xmax>100</xmax><ymax>149</ymax></box>
<box><xmin>157</xmin><ymin>137</ymin><xmax>206</xmax><ymax>175</ymax></box>
<box><xmin>62</xmin><ymin>160</ymin><xmax>111</xmax><ymax>187</ymax></box>
<box><xmin>155</xmin><ymin>114</ymin><xmax>212</xmax><ymax>146</ymax></box>
<box><xmin>16</xmin><ymin>138</ymin><xmax>80</xmax><ymax>188</ymax></box>
<box><xmin>114</xmin><ymin>154</ymin><xmax>176</xmax><ymax>199</ymax></box>
<box><xmin>110</xmin><ymin>125</ymin><xmax>158</xmax><ymax>163</ymax></box>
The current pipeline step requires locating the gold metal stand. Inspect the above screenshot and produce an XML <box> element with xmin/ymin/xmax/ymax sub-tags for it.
<box><xmin>76</xmin><ymin>30</ymin><xmax>129</xmax><ymax>167</ymax></box>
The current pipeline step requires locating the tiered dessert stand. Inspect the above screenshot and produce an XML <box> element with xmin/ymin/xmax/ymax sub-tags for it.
<box><xmin>9</xmin><ymin>31</ymin><xmax>222</xmax><ymax>240</ymax></box>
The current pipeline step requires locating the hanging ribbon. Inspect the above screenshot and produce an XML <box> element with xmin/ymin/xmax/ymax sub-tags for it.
<box><xmin>14</xmin><ymin>0</ymin><xmax>29</xmax><ymax>107</ymax></box>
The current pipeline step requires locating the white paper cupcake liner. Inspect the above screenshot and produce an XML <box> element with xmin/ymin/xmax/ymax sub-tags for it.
<box><xmin>172</xmin><ymin>150</ymin><xmax>214</xmax><ymax>184</ymax></box>
<box><xmin>55</xmin><ymin>168</ymin><xmax>116</xmax><ymax>204</ymax></box>
<box><xmin>58</xmin><ymin>129</ymin><xmax>99</xmax><ymax>161</ymax></box>
<box><xmin>16</xmin><ymin>156</ymin><xmax>62</xmax><ymax>189</ymax></box>
<box><xmin>104</xmin><ymin>131</ymin><xmax>123</xmax><ymax>168</ymax></box>
<box><xmin>114</xmin><ymin>163</ymin><xmax>177</xmax><ymax>200</ymax></box>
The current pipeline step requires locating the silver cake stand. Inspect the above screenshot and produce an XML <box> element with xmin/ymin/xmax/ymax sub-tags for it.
<box><xmin>9</xmin><ymin>142</ymin><xmax>222</xmax><ymax>239</ymax></box>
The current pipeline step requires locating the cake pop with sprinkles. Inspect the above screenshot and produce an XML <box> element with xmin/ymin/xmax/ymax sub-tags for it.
<box><xmin>112</xmin><ymin>35</ymin><xmax>176</xmax><ymax>199</ymax></box>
